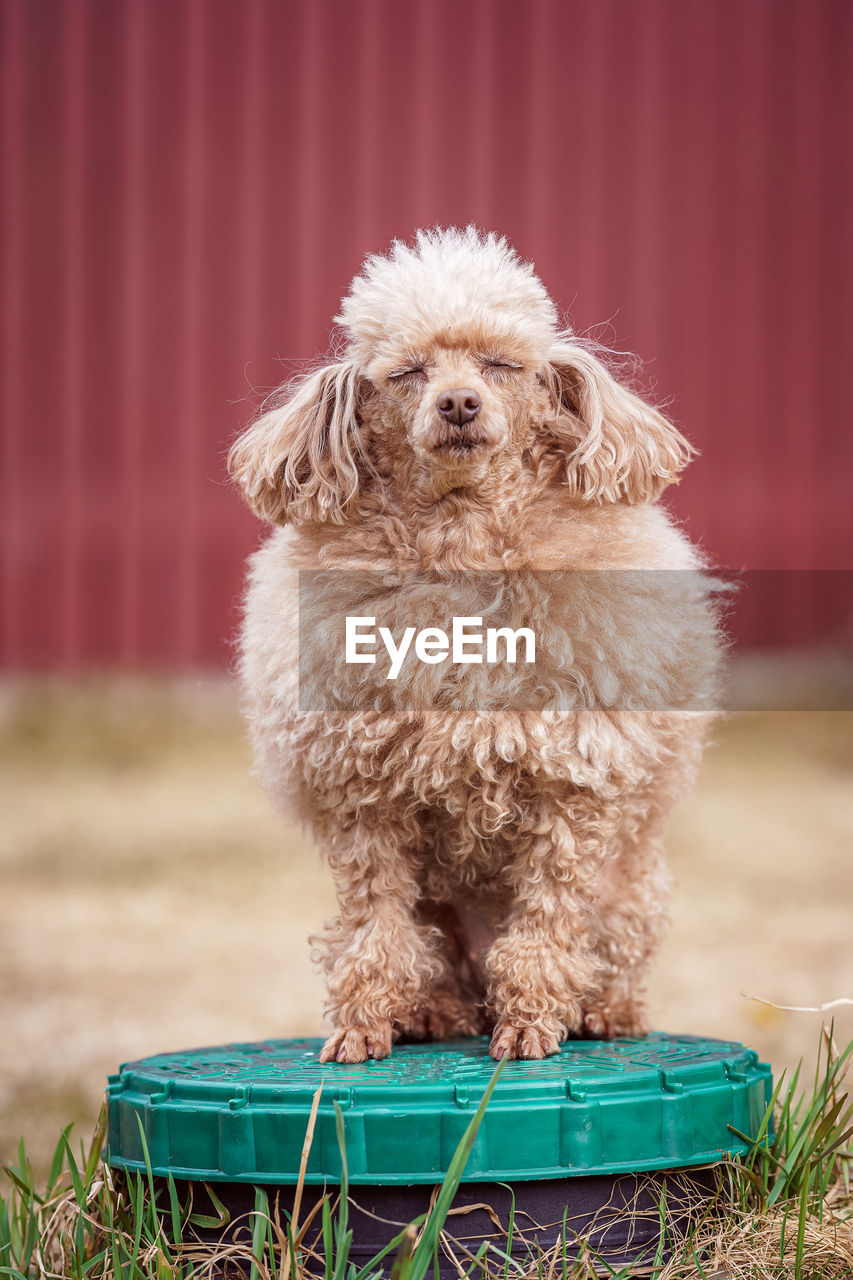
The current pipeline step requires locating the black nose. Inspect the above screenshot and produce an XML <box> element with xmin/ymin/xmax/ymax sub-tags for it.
<box><xmin>436</xmin><ymin>388</ymin><xmax>482</xmax><ymax>426</ymax></box>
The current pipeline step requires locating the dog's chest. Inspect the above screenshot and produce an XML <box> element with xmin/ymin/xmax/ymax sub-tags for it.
<box><xmin>294</xmin><ymin>566</ymin><xmax>718</xmax><ymax>722</ymax></box>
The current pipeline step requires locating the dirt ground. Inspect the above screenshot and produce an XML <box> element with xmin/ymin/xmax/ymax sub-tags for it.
<box><xmin>1</xmin><ymin>679</ymin><xmax>851</xmax><ymax>1179</ymax></box>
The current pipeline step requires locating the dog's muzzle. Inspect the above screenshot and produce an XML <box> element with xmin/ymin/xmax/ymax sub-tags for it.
<box><xmin>431</xmin><ymin>387</ymin><xmax>490</xmax><ymax>457</ymax></box>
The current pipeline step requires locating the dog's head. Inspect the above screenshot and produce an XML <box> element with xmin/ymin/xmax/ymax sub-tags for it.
<box><xmin>229</xmin><ymin>227</ymin><xmax>691</xmax><ymax>524</ymax></box>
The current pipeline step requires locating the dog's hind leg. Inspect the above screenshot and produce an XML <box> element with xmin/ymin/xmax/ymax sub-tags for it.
<box><xmin>397</xmin><ymin>900</ymin><xmax>491</xmax><ymax>1040</ymax></box>
<box><xmin>580</xmin><ymin>975</ymin><xmax>650</xmax><ymax>1039</ymax></box>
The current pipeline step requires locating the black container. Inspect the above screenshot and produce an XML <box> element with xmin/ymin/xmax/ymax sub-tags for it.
<box><xmin>164</xmin><ymin>1167</ymin><xmax>720</xmax><ymax>1276</ymax></box>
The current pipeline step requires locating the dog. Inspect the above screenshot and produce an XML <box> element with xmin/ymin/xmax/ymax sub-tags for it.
<box><xmin>229</xmin><ymin>227</ymin><xmax>721</xmax><ymax>1062</ymax></box>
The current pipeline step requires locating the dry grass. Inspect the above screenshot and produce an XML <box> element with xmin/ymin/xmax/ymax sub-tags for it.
<box><xmin>1</xmin><ymin>678</ymin><xmax>852</xmax><ymax>1183</ymax></box>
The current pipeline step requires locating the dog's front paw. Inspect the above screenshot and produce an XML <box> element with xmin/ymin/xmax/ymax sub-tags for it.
<box><xmin>319</xmin><ymin>1021</ymin><xmax>393</xmax><ymax>1063</ymax></box>
<box><xmin>490</xmin><ymin>1021</ymin><xmax>562</xmax><ymax>1061</ymax></box>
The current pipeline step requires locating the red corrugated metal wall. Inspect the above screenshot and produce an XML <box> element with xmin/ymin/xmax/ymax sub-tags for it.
<box><xmin>2</xmin><ymin>0</ymin><xmax>851</xmax><ymax>669</ymax></box>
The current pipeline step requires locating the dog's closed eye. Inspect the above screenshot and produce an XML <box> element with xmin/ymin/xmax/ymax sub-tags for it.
<box><xmin>388</xmin><ymin>364</ymin><xmax>429</xmax><ymax>384</ymax></box>
<box><xmin>480</xmin><ymin>356</ymin><xmax>523</xmax><ymax>378</ymax></box>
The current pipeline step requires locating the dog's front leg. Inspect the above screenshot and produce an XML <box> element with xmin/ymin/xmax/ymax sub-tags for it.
<box><xmin>311</xmin><ymin>825</ymin><xmax>441</xmax><ymax>1063</ymax></box>
<box><xmin>486</xmin><ymin>810</ymin><xmax>609</xmax><ymax>1060</ymax></box>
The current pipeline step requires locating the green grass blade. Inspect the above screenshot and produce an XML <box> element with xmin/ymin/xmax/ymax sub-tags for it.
<box><xmin>250</xmin><ymin>1186</ymin><xmax>270</xmax><ymax>1280</ymax></box>
<box><xmin>84</xmin><ymin>1106</ymin><xmax>107</xmax><ymax>1186</ymax></box>
<box><xmin>494</xmin><ymin>1182</ymin><xmax>516</xmax><ymax>1280</ymax></box>
<box><xmin>167</xmin><ymin>1172</ymin><xmax>183</xmax><ymax>1249</ymax></box>
<box><xmin>62</xmin><ymin>1133</ymin><xmax>88</xmax><ymax>1212</ymax></box>
<box><xmin>267</xmin><ymin>1210</ymin><xmax>279</xmax><ymax>1280</ymax></box>
<box><xmin>0</xmin><ymin>1205</ymin><xmax>11</xmax><ymax>1270</ymax></box>
<box><xmin>332</xmin><ymin>1102</ymin><xmax>352</xmax><ymax>1280</ymax></box>
<box><xmin>129</xmin><ymin>1172</ymin><xmax>146</xmax><ymax>1275</ymax></box>
<box><xmin>794</xmin><ymin>1163</ymin><xmax>809</xmax><ymax>1275</ymax></box>
<box><xmin>407</xmin><ymin>1059</ymin><xmax>506</xmax><ymax>1280</ymax></box>
<box><xmin>389</xmin><ymin>1222</ymin><xmax>416</xmax><ymax>1280</ymax></box>
<box><xmin>46</xmin><ymin>1127</ymin><xmax>72</xmax><ymax>1196</ymax></box>
<box><xmin>0</xmin><ymin>1174</ymin><xmax>32</xmax><ymax>1207</ymax></box>
<box><xmin>134</xmin><ymin>1114</ymin><xmax>159</xmax><ymax>1208</ymax></box>
<box><xmin>767</xmin><ymin>1091</ymin><xmax>850</xmax><ymax>1206</ymax></box>
<box><xmin>688</xmin><ymin>1243</ymin><xmax>708</xmax><ymax>1279</ymax></box>
<box><xmin>189</xmin><ymin>1182</ymin><xmax>231</xmax><ymax>1230</ymax></box>
<box><xmin>351</xmin><ymin>1220</ymin><xmax>428</xmax><ymax>1280</ymax></box>
<box><xmin>650</xmin><ymin>1182</ymin><xmax>667</xmax><ymax>1274</ymax></box>
<box><xmin>322</xmin><ymin>1196</ymin><xmax>334</xmax><ymax>1280</ymax></box>
<box><xmin>574</xmin><ymin>1245</ymin><xmax>623</xmax><ymax>1280</ymax></box>
<box><xmin>461</xmin><ymin>1239</ymin><xmax>489</xmax><ymax>1278</ymax></box>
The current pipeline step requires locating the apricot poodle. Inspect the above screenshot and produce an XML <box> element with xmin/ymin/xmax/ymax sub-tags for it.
<box><xmin>229</xmin><ymin>227</ymin><xmax>721</xmax><ymax>1062</ymax></box>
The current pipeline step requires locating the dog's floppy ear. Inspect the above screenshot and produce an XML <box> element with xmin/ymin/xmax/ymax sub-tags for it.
<box><xmin>228</xmin><ymin>360</ymin><xmax>370</xmax><ymax>524</ymax></box>
<box><xmin>542</xmin><ymin>339</ymin><xmax>692</xmax><ymax>503</ymax></box>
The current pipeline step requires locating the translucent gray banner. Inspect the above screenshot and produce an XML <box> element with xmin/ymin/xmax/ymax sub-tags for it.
<box><xmin>296</xmin><ymin>570</ymin><xmax>853</xmax><ymax>713</ymax></box>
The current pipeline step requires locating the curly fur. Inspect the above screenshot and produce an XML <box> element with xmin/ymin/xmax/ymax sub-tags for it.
<box><xmin>229</xmin><ymin>226</ymin><xmax>721</xmax><ymax>1062</ymax></box>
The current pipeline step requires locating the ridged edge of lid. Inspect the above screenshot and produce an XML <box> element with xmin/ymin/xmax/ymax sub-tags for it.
<box><xmin>105</xmin><ymin>1034</ymin><xmax>773</xmax><ymax>1184</ymax></box>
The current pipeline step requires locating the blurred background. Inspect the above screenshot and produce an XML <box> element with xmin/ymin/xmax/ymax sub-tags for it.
<box><xmin>1</xmin><ymin>0</ymin><xmax>852</xmax><ymax>1176</ymax></box>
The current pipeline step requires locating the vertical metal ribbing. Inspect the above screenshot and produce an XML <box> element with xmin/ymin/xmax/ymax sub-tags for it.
<box><xmin>0</xmin><ymin>0</ymin><xmax>24</xmax><ymax>667</ymax></box>
<box><xmin>58</xmin><ymin>0</ymin><xmax>88</xmax><ymax>669</ymax></box>
<box><xmin>176</xmin><ymin>0</ymin><xmax>206</xmax><ymax>666</ymax></box>
<box><xmin>1</xmin><ymin>0</ymin><xmax>851</xmax><ymax>668</ymax></box>
<box><xmin>118</xmin><ymin>0</ymin><xmax>148</xmax><ymax>666</ymax></box>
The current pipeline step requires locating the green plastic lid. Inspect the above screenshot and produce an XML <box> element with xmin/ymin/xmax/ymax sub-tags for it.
<box><xmin>106</xmin><ymin>1033</ymin><xmax>772</xmax><ymax>1185</ymax></box>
